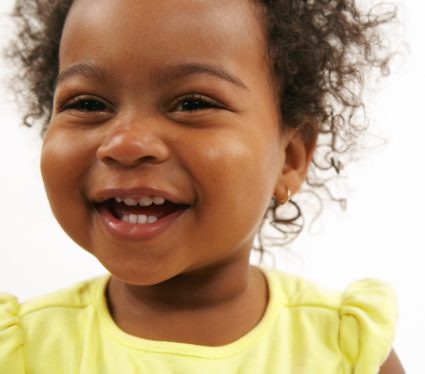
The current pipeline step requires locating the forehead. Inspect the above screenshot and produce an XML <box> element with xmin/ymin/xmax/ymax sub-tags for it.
<box><xmin>60</xmin><ymin>0</ymin><xmax>268</xmax><ymax>80</ymax></box>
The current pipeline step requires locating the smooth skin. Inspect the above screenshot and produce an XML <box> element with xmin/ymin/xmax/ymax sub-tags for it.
<box><xmin>41</xmin><ymin>0</ymin><xmax>403</xmax><ymax>371</ymax></box>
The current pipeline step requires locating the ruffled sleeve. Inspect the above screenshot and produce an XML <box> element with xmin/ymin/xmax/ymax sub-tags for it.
<box><xmin>0</xmin><ymin>293</ymin><xmax>25</xmax><ymax>374</ymax></box>
<box><xmin>339</xmin><ymin>279</ymin><xmax>398</xmax><ymax>374</ymax></box>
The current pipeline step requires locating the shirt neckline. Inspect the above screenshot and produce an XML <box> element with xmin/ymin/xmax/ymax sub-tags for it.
<box><xmin>93</xmin><ymin>267</ymin><xmax>281</xmax><ymax>359</ymax></box>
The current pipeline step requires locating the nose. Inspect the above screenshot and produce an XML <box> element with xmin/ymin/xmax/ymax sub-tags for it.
<box><xmin>96</xmin><ymin>117</ymin><xmax>170</xmax><ymax>167</ymax></box>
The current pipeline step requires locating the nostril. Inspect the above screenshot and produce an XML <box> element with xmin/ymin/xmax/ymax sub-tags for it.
<box><xmin>98</xmin><ymin>153</ymin><xmax>165</xmax><ymax>167</ymax></box>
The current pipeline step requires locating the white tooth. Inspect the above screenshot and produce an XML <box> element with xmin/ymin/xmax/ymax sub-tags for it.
<box><xmin>147</xmin><ymin>216</ymin><xmax>158</xmax><ymax>224</ymax></box>
<box><xmin>115</xmin><ymin>197</ymin><xmax>123</xmax><ymax>203</ymax></box>
<box><xmin>129</xmin><ymin>214</ymin><xmax>138</xmax><ymax>224</ymax></box>
<box><xmin>122</xmin><ymin>215</ymin><xmax>130</xmax><ymax>223</ymax></box>
<box><xmin>139</xmin><ymin>196</ymin><xmax>153</xmax><ymax>206</ymax></box>
<box><xmin>137</xmin><ymin>214</ymin><xmax>148</xmax><ymax>224</ymax></box>
<box><xmin>153</xmin><ymin>197</ymin><xmax>165</xmax><ymax>205</ymax></box>
<box><xmin>124</xmin><ymin>198</ymin><xmax>138</xmax><ymax>206</ymax></box>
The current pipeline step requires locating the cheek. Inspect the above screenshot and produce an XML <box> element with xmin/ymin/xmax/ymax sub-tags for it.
<box><xmin>184</xmin><ymin>129</ymin><xmax>280</xmax><ymax>225</ymax></box>
<box><xmin>41</xmin><ymin>125</ymin><xmax>98</xmax><ymax>185</ymax></box>
<box><xmin>41</xmin><ymin>133</ymin><xmax>83</xmax><ymax>195</ymax></box>
<box><xmin>189</xmin><ymin>135</ymin><xmax>279</xmax><ymax>257</ymax></box>
<box><xmin>40</xmin><ymin>131</ymin><xmax>94</xmax><ymax>245</ymax></box>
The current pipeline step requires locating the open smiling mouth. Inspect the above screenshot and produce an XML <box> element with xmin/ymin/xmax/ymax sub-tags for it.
<box><xmin>98</xmin><ymin>196</ymin><xmax>190</xmax><ymax>225</ymax></box>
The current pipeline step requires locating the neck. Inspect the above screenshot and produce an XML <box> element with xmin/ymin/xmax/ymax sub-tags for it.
<box><xmin>108</xmin><ymin>257</ymin><xmax>254</xmax><ymax>312</ymax></box>
<box><xmin>105</xmin><ymin>258</ymin><xmax>268</xmax><ymax>345</ymax></box>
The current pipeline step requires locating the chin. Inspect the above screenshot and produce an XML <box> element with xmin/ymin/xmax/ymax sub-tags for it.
<box><xmin>98</xmin><ymin>253</ymin><xmax>185</xmax><ymax>286</ymax></box>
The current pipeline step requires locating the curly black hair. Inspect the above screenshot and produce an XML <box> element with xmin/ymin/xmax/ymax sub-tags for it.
<box><xmin>6</xmin><ymin>0</ymin><xmax>397</xmax><ymax>255</ymax></box>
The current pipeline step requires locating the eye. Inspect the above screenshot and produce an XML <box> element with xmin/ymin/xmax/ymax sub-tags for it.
<box><xmin>59</xmin><ymin>96</ymin><xmax>110</xmax><ymax>113</ymax></box>
<box><xmin>171</xmin><ymin>94</ymin><xmax>223</xmax><ymax>112</ymax></box>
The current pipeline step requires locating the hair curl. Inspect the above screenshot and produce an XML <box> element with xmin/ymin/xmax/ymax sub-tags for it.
<box><xmin>6</xmin><ymin>0</ymin><xmax>397</xmax><ymax>255</ymax></box>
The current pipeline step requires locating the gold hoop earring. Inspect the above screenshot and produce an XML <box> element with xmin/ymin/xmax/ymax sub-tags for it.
<box><xmin>278</xmin><ymin>188</ymin><xmax>291</xmax><ymax>205</ymax></box>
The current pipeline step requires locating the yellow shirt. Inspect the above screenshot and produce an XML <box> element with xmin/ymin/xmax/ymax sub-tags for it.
<box><xmin>0</xmin><ymin>269</ymin><xmax>397</xmax><ymax>373</ymax></box>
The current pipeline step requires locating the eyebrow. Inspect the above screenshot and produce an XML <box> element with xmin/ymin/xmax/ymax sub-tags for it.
<box><xmin>55</xmin><ymin>62</ymin><xmax>107</xmax><ymax>87</ymax></box>
<box><xmin>55</xmin><ymin>62</ymin><xmax>248</xmax><ymax>90</ymax></box>
<box><xmin>153</xmin><ymin>63</ymin><xmax>249</xmax><ymax>90</ymax></box>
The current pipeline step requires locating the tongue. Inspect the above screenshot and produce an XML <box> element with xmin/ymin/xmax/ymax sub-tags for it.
<box><xmin>110</xmin><ymin>200</ymin><xmax>185</xmax><ymax>220</ymax></box>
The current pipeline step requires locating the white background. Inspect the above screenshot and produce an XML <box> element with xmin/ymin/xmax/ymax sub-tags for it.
<box><xmin>0</xmin><ymin>1</ymin><xmax>423</xmax><ymax>372</ymax></box>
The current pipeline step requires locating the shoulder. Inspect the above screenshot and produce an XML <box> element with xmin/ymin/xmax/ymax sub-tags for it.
<box><xmin>0</xmin><ymin>275</ymin><xmax>109</xmax><ymax>373</ymax></box>
<box><xmin>266</xmin><ymin>269</ymin><xmax>397</xmax><ymax>323</ymax></box>
<box><xmin>338</xmin><ymin>278</ymin><xmax>398</xmax><ymax>372</ymax></box>
<box><xmin>16</xmin><ymin>275</ymin><xmax>109</xmax><ymax>344</ymax></box>
<box><xmin>0</xmin><ymin>293</ymin><xmax>25</xmax><ymax>373</ymax></box>
<box><xmin>266</xmin><ymin>269</ymin><xmax>341</xmax><ymax>307</ymax></box>
<box><xmin>1</xmin><ymin>274</ymin><xmax>108</xmax><ymax>329</ymax></box>
<box><xmin>264</xmin><ymin>269</ymin><xmax>398</xmax><ymax>372</ymax></box>
<box><xmin>19</xmin><ymin>275</ymin><xmax>108</xmax><ymax>318</ymax></box>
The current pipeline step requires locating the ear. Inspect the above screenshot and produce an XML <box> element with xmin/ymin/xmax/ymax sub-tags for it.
<box><xmin>274</xmin><ymin>119</ymin><xmax>317</xmax><ymax>202</ymax></box>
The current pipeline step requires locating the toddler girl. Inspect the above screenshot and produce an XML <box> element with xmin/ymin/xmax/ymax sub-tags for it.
<box><xmin>0</xmin><ymin>0</ymin><xmax>404</xmax><ymax>373</ymax></box>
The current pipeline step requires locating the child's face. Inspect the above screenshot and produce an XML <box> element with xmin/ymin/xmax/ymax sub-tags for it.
<box><xmin>41</xmin><ymin>0</ymin><xmax>305</xmax><ymax>284</ymax></box>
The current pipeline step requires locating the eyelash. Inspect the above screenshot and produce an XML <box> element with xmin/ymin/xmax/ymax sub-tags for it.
<box><xmin>169</xmin><ymin>94</ymin><xmax>224</xmax><ymax>112</ymax></box>
<box><xmin>57</xmin><ymin>94</ymin><xmax>223</xmax><ymax>114</ymax></box>
<box><xmin>58</xmin><ymin>96</ymin><xmax>109</xmax><ymax>113</ymax></box>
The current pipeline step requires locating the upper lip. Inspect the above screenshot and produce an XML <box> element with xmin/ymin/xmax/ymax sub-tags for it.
<box><xmin>90</xmin><ymin>186</ymin><xmax>191</xmax><ymax>205</ymax></box>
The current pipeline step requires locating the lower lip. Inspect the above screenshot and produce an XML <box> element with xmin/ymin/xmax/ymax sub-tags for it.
<box><xmin>96</xmin><ymin>206</ymin><xmax>187</xmax><ymax>241</ymax></box>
